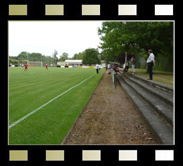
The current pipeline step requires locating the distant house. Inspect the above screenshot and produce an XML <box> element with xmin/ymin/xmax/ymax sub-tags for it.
<box><xmin>57</xmin><ymin>59</ymin><xmax>106</xmax><ymax>68</ymax></box>
<box><xmin>57</xmin><ymin>61</ymin><xmax>65</xmax><ymax>66</ymax></box>
<box><xmin>57</xmin><ymin>60</ymin><xmax>83</xmax><ymax>68</ymax></box>
<box><xmin>101</xmin><ymin>60</ymin><xmax>106</xmax><ymax>68</ymax></box>
<box><xmin>64</xmin><ymin>60</ymin><xmax>82</xmax><ymax>66</ymax></box>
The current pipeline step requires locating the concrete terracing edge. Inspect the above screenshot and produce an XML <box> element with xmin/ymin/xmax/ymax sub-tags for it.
<box><xmin>121</xmin><ymin>70</ymin><xmax>173</xmax><ymax>94</ymax></box>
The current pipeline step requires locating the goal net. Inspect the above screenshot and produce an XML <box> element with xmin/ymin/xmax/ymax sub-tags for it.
<box><xmin>28</xmin><ymin>61</ymin><xmax>43</xmax><ymax>67</ymax></box>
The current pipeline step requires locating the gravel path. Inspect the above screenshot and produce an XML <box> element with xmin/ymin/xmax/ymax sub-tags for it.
<box><xmin>63</xmin><ymin>71</ymin><xmax>159</xmax><ymax>145</ymax></box>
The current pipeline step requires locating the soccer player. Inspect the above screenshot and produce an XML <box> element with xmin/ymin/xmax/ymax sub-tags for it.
<box><xmin>46</xmin><ymin>64</ymin><xmax>48</xmax><ymax>70</ymax></box>
<box><xmin>24</xmin><ymin>63</ymin><xmax>28</xmax><ymax>71</ymax></box>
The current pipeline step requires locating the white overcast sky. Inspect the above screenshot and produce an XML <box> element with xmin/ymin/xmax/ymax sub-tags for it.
<box><xmin>8</xmin><ymin>21</ymin><xmax>104</xmax><ymax>58</ymax></box>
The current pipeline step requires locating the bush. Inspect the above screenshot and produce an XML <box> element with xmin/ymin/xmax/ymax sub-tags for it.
<box><xmin>153</xmin><ymin>56</ymin><xmax>173</xmax><ymax>72</ymax></box>
<box><xmin>134</xmin><ymin>52</ymin><xmax>173</xmax><ymax>72</ymax></box>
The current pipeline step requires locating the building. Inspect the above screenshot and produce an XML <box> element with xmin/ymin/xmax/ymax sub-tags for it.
<box><xmin>57</xmin><ymin>59</ymin><xmax>105</xmax><ymax>68</ymax></box>
<box><xmin>64</xmin><ymin>60</ymin><xmax>82</xmax><ymax>66</ymax></box>
<box><xmin>57</xmin><ymin>61</ymin><xmax>65</xmax><ymax>66</ymax></box>
<box><xmin>101</xmin><ymin>60</ymin><xmax>106</xmax><ymax>68</ymax></box>
<box><xmin>57</xmin><ymin>60</ymin><xmax>83</xmax><ymax>68</ymax></box>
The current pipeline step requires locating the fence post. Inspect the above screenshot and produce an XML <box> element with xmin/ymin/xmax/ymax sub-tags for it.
<box><xmin>112</xmin><ymin>70</ymin><xmax>117</xmax><ymax>89</ymax></box>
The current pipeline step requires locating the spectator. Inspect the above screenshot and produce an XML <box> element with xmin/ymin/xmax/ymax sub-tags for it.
<box><xmin>112</xmin><ymin>64</ymin><xmax>120</xmax><ymax>72</ymax></box>
<box><xmin>146</xmin><ymin>49</ymin><xmax>156</xmax><ymax>80</ymax></box>
<box><xmin>108</xmin><ymin>65</ymin><xmax>112</xmax><ymax>74</ymax></box>
<box><xmin>95</xmin><ymin>64</ymin><xmax>100</xmax><ymax>74</ymax></box>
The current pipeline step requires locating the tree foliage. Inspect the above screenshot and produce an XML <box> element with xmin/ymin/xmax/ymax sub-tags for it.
<box><xmin>72</xmin><ymin>52</ymin><xmax>84</xmax><ymax>60</ymax></box>
<box><xmin>59</xmin><ymin>52</ymin><xmax>69</xmax><ymax>61</ymax></box>
<box><xmin>98</xmin><ymin>22</ymin><xmax>173</xmax><ymax>71</ymax></box>
<box><xmin>17</xmin><ymin>51</ymin><xmax>30</xmax><ymax>61</ymax></box>
<box><xmin>11</xmin><ymin>51</ymin><xmax>58</xmax><ymax>66</ymax></box>
<box><xmin>82</xmin><ymin>48</ymin><xmax>101</xmax><ymax>65</ymax></box>
<box><xmin>53</xmin><ymin>49</ymin><xmax>58</xmax><ymax>59</ymax></box>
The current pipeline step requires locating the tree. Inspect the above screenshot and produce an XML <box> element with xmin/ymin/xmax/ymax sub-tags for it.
<box><xmin>60</xmin><ymin>52</ymin><xmax>69</xmax><ymax>61</ymax></box>
<box><xmin>82</xmin><ymin>48</ymin><xmax>101</xmax><ymax>65</ymax></box>
<box><xmin>72</xmin><ymin>52</ymin><xmax>84</xmax><ymax>60</ymax></box>
<box><xmin>17</xmin><ymin>51</ymin><xmax>30</xmax><ymax>63</ymax></box>
<box><xmin>99</xmin><ymin>53</ymin><xmax>105</xmax><ymax>60</ymax></box>
<box><xmin>98</xmin><ymin>21</ymin><xmax>173</xmax><ymax>71</ymax></box>
<box><xmin>17</xmin><ymin>51</ymin><xmax>29</xmax><ymax>59</ymax></box>
<box><xmin>72</xmin><ymin>53</ymin><xmax>78</xmax><ymax>59</ymax></box>
<box><xmin>52</xmin><ymin>49</ymin><xmax>58</xmax><ymax>66</ymax></box>
<box><xmin>76</xmin><ymin>52</ymin><xmax>84</xmax><ymax>59</ymax></box>
<box><xmin>14</xmin><ymin>51</ymin><xmax>58</xmax><ymax>67</ymax></box>
<box><xmin>29</xmin><ymin>52</ymin><xmax>43</xmax><ymax>61</ymax></box>
<box><xmin>9</xmin><ymin>56</ymin><xmax>19</xmax><ymax>65</ymax></box>
<box><xmin>53</xmin><ymin>50</ymin><xmax>57</xmax><ymax>58</ymax></box>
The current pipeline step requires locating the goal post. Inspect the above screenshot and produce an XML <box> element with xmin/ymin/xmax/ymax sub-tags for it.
<box><xmin>28</xmin><ymin>61</ymin><xmax>43</xmax><ymax>67</ymax></box>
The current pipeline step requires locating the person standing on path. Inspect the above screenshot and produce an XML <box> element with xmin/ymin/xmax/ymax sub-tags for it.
<box><xmin>131</xmin><ymin>56</ymin><xmax>136</xmax><ymax>75</ymax></box>
<box><xmin>147</xmin><ymin>49</ymin><xmax>156</xmax><ymax>80</ymax></box>
<box><xmin>96</xmin><ymin>64</ymin><xmax>99</xmax><ymax>74</ymax></box>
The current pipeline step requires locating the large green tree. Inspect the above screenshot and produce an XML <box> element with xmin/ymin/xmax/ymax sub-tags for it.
<box><xmin>12</xmin><ymin>50</ymin><xmax>60</xmax><ymax>67</ymax></box>
<box><xmin>17</xmin><ymin>51</ymin><xmax>30</xmax><ymax>61</ymax></box>
<box><xmin>82</xmin><ymin>48</ymin><xmax>101</xmax><ymax>65</ymax></box>
<box><xmin>98</xmin><ymin>22</ymin><xmax>173</xmax><ymax>71</ymax></box>
<box><xmin>52</xmin><ymin>49</ymin><xmax>58</xmax><ymax>66</ymax></box>
<box><xmin>59</xmin><ymin>52</ymin><xmax>69</xmax><ymax>61</ymax></box>
<box><xmin>29</xmin><ymin>52</ymin><xmax>42</xmax><ymax>61</ymax></box>
<box><xmin>98</xmin><ymin>22</ymin><xmax>173</xmax><ymax>55</ymax></box>
<box><xmin>72</xmin><ymin>52</ymin><xmax>84</xmax><ymax>60</ymax></box>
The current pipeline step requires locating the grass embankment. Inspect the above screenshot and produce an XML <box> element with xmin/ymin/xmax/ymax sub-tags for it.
<box><xmin>127</xmin><ymin>68</ymin><xmax>173</xmax><ymax>86</ymax></box>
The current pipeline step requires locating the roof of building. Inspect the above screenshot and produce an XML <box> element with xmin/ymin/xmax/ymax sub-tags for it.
<box><xmin>65</xmin><ymin>60</ymin><xmax>82</xmax><ymax>63</ymax></box>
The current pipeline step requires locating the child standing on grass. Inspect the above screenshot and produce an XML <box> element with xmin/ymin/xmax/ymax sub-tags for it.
<box><xmin>46</xmin><ymin>64</ymin><xmax>48</xmax><ymax>70</ymax></box>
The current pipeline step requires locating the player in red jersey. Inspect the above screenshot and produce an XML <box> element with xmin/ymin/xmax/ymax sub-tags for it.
<box><xmin>24</xmin><ymin>63</ymin><xmax>28</xmax><ymax>71</ymax></box>
<box><xmin>46</xmin><ymin>64</ymin><xmax>48</xmax><ymax>70</ymax></box>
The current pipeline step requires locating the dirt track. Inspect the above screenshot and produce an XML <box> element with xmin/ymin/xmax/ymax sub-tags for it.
<box><xmin>63</xmin><ymin>70</ymin><xmax>159</xmax><ymax>145</ymax></box>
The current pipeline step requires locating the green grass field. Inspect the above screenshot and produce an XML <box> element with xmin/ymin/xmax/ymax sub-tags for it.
<box><xmin>127</xmin><ymin>68</ymin><xmax>173</xmax><ymax>86</ymax></box>
<box><xmin>9</xmin><ymin>67</ymin><xmax>105</xmax><ymax>144</ymax></box>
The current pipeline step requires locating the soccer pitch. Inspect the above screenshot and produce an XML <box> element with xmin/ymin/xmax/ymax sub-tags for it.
<box><xmin>9</xmin><ymin>67</ymin><xmax>105</xmax><ymax>144</ymax></box>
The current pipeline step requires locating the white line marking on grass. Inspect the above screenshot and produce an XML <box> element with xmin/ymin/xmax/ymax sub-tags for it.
<box><xmin>9</xmin><ymin>72</ymin><xmax>96</xmax><ymax>129</ymax></box>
